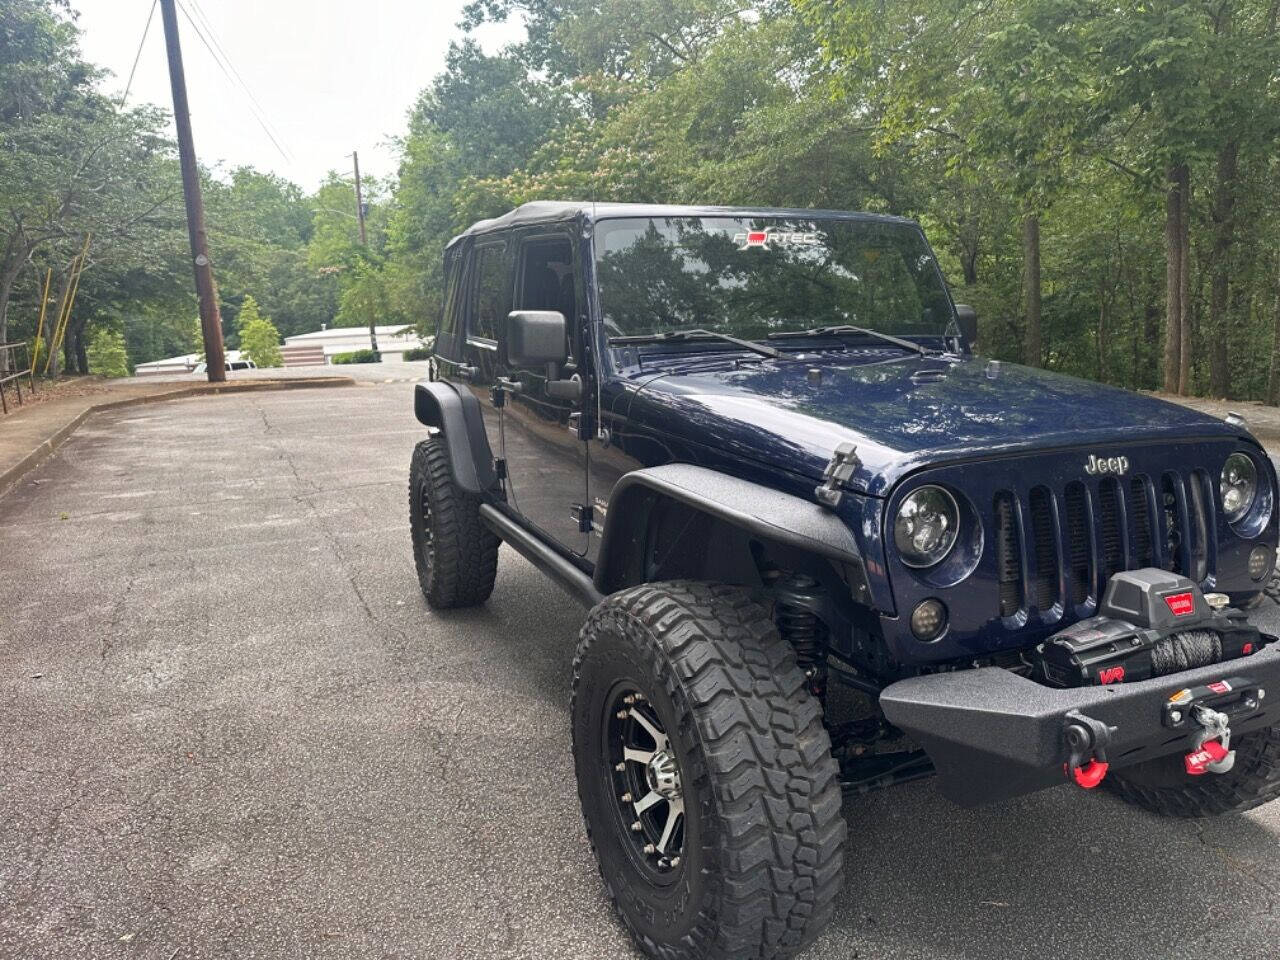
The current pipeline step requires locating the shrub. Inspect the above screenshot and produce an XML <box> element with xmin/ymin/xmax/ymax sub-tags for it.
<box><xmin>235</xmin><ymin>295</ymin><xmax>283</xmax><ymax>367</ymax></box>
<box><xmin>86</xmin><ymin>328</ymin><xmax>130</xmax><ymax>378</ymax></box>
<box><xmin>331</xmin><ymin>349</ymin><xmax>380</xmax><ymax>365</ymax></box>
<box><xmin>402</xmin><ymin>347</ymin><xmax>431</xmax><ymax>361</ymax></box>
<box><xmin>239</xmin><ymin>318</ymin><xmax>283</xmax><ymax>367</ymax></box>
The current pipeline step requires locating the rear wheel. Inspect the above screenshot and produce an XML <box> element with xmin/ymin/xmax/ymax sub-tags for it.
<box><xmin>408</xmin><ymin>437</ymin><xmax>499</xmax><ymax>608</ymax></box>
<box><xmin>1106</xmin><ymin>725</ymin><xmax>1280</xmax><ymax>817</ymax></box>
<box><xmin>572</xmin><ymin>581</ymin><xmax>846</xmax><ymax>960</ymax></box>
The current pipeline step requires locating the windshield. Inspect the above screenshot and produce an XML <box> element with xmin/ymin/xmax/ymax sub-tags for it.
<box><xmin>593</xmin><ymin>216</ymin><xmax>954</xmax><ymax>343</ymax></box>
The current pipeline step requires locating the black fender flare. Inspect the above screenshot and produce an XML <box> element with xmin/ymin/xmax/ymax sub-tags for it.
<box><xmin>593</xmin><ymin>464</ymin><xmax>865</xmax><ymax>595</ymax></box>
<box><xmin>414</xmin><ymin>380</ymin><xmax>498</xmax><ymax>494</ymax></box>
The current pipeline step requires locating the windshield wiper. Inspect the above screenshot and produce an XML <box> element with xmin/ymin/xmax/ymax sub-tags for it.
<box><xmin>610</xmin><ymin>328</ymin><xmax>782</xmax><ymax>360</ymax></box>
<box><xmin>767</xmin><ymin>324</ymin><xmax>929</xmax><ymax>357</ymax></box>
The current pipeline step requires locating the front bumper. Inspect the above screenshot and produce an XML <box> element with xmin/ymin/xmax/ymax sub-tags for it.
<box><xmin>879</xmin><ymin>644</ymin><xmax>1280</xmax><ymax>807</ymax></box>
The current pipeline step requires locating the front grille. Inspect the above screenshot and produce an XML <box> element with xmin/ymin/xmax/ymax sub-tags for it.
<box><xmin>992</xmin><ymin>471</ymin><xmax>1214</xmax><ymax>618</ymax></box>
<box><xmin>994</xmin><ymin>492</ymin><xmax>1021</xmax><ymax>618</ymax></box>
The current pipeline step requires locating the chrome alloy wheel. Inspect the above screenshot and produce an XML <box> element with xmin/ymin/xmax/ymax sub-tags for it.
<box><xmin>606</xmin><ymin>688</ymin><xmax>685</xmax><ymax>873</ymax></box>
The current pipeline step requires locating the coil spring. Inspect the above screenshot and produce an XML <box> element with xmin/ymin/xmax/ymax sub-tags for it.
<box><xmin>775</xmin><ymin>577</ymin><xmax>829</xmax><ymax>698</ymax></box>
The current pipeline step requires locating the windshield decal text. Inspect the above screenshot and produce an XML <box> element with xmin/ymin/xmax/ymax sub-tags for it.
<box><xmin>733</xmin><ymin>229</ymin><xmax>822</xmax><ymax>250</ymax></box>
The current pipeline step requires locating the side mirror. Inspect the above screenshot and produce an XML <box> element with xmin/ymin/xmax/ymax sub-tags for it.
<box><xmin>505</xmin><ymin>310</ymin><xmax>568</xmax><ymax>367</ymax></box>
<box><xmin>954</xmin><ymin>304</ymin><xmax>977</xmax><ymax>351</ymax></box>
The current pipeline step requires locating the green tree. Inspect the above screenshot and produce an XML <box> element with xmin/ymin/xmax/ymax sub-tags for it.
<box><xmin>85</xmin><ymin>327</ymin><xmax>129</xmax><ymax>377</ymax></box>
<box><xmin>235</xmin><ymin>295</ymin><xmax>283</xmax><ymax>367</ymax></box>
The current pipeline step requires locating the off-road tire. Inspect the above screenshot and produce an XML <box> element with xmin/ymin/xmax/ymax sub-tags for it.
<box><xmin>409</xmin><ymin>437</ymin><xmax>499</xmax><ymax>608</ymax></box>
<box><xmin>1106</xmin><ymin>725</ymin><xmax>1280</xmax><ymax>817</ymax></box>
<box><xmin>571</xmin><ymin>581</ymin><xmax>846</xmax><ymax>960</ymax></box>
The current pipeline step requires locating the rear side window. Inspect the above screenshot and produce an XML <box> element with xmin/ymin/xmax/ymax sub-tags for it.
<box><xmin>436</xmin><ymin>244</ymin><xmax>466</xmax><ymax>353</ymax></box>
<box><xmin>469</xmin><ymin>241</ymin><xmax>507</xmax><ymax>343</ymax></box>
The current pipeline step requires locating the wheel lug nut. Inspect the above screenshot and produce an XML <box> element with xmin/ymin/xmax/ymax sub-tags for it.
<box><xmin>620</xmin><ymin>792</ymin><xmax>632</xmax><ymax>802</ymax></box>
<box><xmin>631</xmin><ymin>820</ymin><xmax>644</xmax><ymax>832</ymax></box>
<box><xmin>623</xmin><ymin>694</ymin><xmax>636</xmax><ymax>705</ymax></box>
<box><xmin>642</xmin><ymin>843</ymin><xmax>656</xmax><ymax>854</ymax></box>
<box><xmin>670</xmin><ymin>856</ymin><xmax>680</xmax><ymax>867</ymax></box>
<box><xmin>615</xmin><ymin>762</ymin><xmax>626</xmax><ymax>772</ymax></box>
<box><xmin>616</xmin><ymin>710</ymin><xmax>629</xmax><ymax>719</ymax></box>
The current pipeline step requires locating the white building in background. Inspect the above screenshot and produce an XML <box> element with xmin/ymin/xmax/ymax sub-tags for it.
<box><xmin>134</xmin><ymin>349</ymin><xmax>251</xmax><ymax>376</ymax></box>
<box><xmin>279</xmin><ymin>325</ymin><xmax>426</xmax><ymax>366</ymax></box>
<box><xmin>133</xmin><ymin>325</ymin><xmax>429</xmax><ymax>375</ymax></box>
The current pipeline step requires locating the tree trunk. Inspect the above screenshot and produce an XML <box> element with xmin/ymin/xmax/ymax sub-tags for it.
<box><xmin>1267</xmin><ymin>255</ymin><xmax>1280</xmax><ymax>405</ymax></box>
<box><xmin>1208</xmin><ymin>140</ymin><xmax>1238</xmax><ymax>398</ymax></box>
<box><xmin>1163</xmin><ymin>165</ymin><xmax>1183</xmax><ymax>392</ymax></box>
<box><xmin>1176</xmin><ymin>163</ymin><xmax>1192</xmax><ymax>394</ymax></box>
<box><xmin>0</xmin><ymin>258</ymin><xmax>26</xmax><ymax>374</ymax></box>
<box><xmin>1098</xmin><ymin>279</ymin><xmax>1108</xmax><ymax>383</ymax></box>
<box><xmin>69</xmin><ymin>313</ymin><xmax>89</xmax><ymax>374</ymax></box>
<box><xmin>46</xmin><ymin>267</ymin><xmax>73</xmax><ymax>378</ymax></box>
<box><xmin>1023</xmin><ymin>213</ymin><xmax>1042</xmax><ymax>367</ymax></box>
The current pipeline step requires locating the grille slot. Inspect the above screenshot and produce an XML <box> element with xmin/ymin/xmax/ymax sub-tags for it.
<box><xmin>1028</xmin><ymin>487</ymin><xmax>1058</xmax><ymax>611</ymax></box>
<box><xmin>1131</xmin><ymin>476</ymin><xmax>1154</xmax><ymax>567</ymax></box>
<box><xmin>1098</xmin><ymin>478</ymin><xmax>1124</xmax><ymax>586</ymax></box>
<box><xmin>994</xmin><ymin>492</ymin><xmax>1022</xmax><ymax>617</ymax></box>
<box><xmin>1064</xmin><ymin>482</ymin><xmax>1090</xmax><ymax>606</ymax></box>
<box><xmin>1188</xmin><ymin>471</ymin><xmax>1210</xmax><ymax>582</ymax></box>
<box><xmin>1162</xmin><ymin>474</ymin><xmax>1184</xmax><ymax>574</ymax></box>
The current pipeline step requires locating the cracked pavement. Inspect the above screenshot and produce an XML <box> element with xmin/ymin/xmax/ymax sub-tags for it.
<box><xmin>2</xmin><ymin>385</ymin><xmax>1279</xmax><ymax>959</ymax></box>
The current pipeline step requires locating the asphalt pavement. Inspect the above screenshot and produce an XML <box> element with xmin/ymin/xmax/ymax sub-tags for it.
<box><xmin>2</xmin><ymin>384</ymin><xmax>1278</xmax><ymax>960</ymax></box>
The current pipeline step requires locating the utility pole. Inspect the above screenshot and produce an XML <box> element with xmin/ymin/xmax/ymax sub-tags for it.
<box><xmin>159</xmin><ymin>0</ymin><xmax>226</xmax><ymax>382</ymax></box>
<box><xmin>352</xmin><ymin>150</ymin><xmax>378</xmax><ymax>356</ymax></box>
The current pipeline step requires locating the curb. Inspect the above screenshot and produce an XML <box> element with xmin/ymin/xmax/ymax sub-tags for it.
<box><xmin>0</xmin><ymin>376</ymin><xmax>354</xmax><ymax>499</ymax></box>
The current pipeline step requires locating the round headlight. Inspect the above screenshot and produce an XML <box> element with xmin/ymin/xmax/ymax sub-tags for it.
<box><xmin>894</xmin><ymin>485</ymin><xmax>959</xmax><ymax>568</ymax></box>
<box><xmin>1221</xmin><ymin>453</ymin><xmax>1257</xmax><ymax>523</ymax></box>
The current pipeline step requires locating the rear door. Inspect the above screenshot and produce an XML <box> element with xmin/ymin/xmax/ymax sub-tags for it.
<box><xmin>443</xmin><ymin>235</ymin><xmax>509</xmax><ymax>464</ymax></box>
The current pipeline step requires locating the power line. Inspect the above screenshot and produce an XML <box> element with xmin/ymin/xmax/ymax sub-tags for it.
<box><xmin>183</xmin><ymin>0</ymin><xmax>289</xmax><ymax>157</ymax></box>
<box><xmin>119</xmin><ymin>0</ymin><xmax>158</xmax><ymax>109</ymax></box>
<box><xmin>174</xmin><ymin>0</ymin><xmax>294</xmax><ymax>164</ymax></box>
<box><xmin>172</xmin><ymin>0</ymin><xmax>295</xmax><ymax>166</ymax></box>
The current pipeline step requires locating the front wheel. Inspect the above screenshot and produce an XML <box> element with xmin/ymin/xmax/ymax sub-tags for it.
<box><xmin>1106</xmin><ymin>725</ymin><xmax>1280</xmax><ymax>817</ymax></box>
<box><xmin>571</xmin><ymin>581</ymin><xmax>846</xmax><ymax>960</ymax></box>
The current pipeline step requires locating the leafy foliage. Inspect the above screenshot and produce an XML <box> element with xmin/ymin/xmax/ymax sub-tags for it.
<box><xmin>235</xmin><ymin>295</ymin><xmax>283</xmax><ymax>367</ymax></box>
<box><xmin>8</xmin><ymin>0</ymin><xmax>1280</xmax><ymax>404</ymax></box>
<box><xmin>331</xmin><ymin>348</ymin><xmax>380</xmax><ymax>364</ymax></box>
<box><xmin>85</xmin><ymin>327</ymin><xmax>129</xmax><ymax>377</ymax></box>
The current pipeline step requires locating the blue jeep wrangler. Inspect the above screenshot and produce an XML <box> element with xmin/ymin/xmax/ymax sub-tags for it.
<box><xmin>410</xmin><ymin>202</ymin><xmax>1280</xmax><ymax>960</ymax></box>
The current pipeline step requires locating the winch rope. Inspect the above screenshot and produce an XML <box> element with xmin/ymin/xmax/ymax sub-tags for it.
<box><xmin>1152</xmin><ymin>630</ymin><xmax>1222</xmax><ymax>676</ymax></box>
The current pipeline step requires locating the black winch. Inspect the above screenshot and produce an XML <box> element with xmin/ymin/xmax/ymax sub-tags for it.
<box><xmin>1027</xmin><ymin>569</ymin><xmax>1273</xmax><ymax>688</ymax></box>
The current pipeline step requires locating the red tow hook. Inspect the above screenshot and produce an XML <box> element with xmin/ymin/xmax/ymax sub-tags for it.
<box><xmin>1184</xmin><ymin>705</ymin><xmax>1237</xmax><ymax>776</ymax></box>
<box><xmin>1063</xmin><ymin>711</ymin><xmax>1117</xmax><ymax>790</ymax></box>
<box><xmin>1071</xmin><ymin>759</ymin><xmax>1110</xmax><ymax>789</ymax></box>
<box><xmin>1185</xmin><ymin>739</ymin><xmax>1229</xmax><ymax>776</ymax></box>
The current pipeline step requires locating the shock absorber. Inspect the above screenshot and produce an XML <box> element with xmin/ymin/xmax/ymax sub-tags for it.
<box><xmin>774</xmin><ymin>574</ymin><xmax>829</xmax><ymax>700</ymax></box>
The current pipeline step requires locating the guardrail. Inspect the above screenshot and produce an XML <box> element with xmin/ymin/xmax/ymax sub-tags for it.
<box><xmin>0</xmin><ymin>342</ymin><xmax>36</xmax><ymax>415</ymax></box>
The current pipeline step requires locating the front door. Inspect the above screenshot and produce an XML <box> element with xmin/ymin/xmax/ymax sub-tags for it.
<box><xmin>498</xmin><ymin>230</ymin><xmax>590</xmax><ymax>555</ymax></box>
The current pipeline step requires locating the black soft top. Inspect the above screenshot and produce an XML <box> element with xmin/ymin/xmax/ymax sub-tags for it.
<box><xmin>445</xmin><ymin>201</ymin><xmax>917</xmax><ymax>249</ymax></box>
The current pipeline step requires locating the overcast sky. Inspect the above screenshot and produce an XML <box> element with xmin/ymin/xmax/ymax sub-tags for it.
<box><xmin>75</xmin><ymin>0</ymin><xmax>524</xmax><ymax>191</ymax></box>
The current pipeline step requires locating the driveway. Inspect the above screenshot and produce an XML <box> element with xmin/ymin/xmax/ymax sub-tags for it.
<box><xmin>1</xmin><ymin>384</ymin><xmax>1278</xmax><ymax>959</ymax></box>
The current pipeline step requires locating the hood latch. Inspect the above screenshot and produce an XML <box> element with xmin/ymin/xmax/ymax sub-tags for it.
<box><xmin>814</xmin><ymin>442</ymin><xmax>861</xmax><ymax>509</ymax></box>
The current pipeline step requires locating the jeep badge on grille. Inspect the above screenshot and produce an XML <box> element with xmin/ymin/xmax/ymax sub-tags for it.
<box><xmin>1084</xmin><ymin>454</ymin><xmax>1130</xmax><ymax>476</ymax></box>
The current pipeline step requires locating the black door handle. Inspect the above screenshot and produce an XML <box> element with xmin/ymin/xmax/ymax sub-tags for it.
<box><xmin>456</xmin><ymin>363</ymin><xmax>477</xmax><ymax>381</ymax></box>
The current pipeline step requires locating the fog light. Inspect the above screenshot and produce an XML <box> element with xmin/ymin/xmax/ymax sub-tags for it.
<box><xmin>910</xmin><ymin>599</ymin><xmax>947</xmax><ymax>642</ymax></box>
<box><xmin>1248</xmin><ymin>545</ymin><xmax>1273</xmax><ymax>581</ymax></box>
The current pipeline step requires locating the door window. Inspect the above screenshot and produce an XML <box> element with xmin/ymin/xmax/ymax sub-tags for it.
<box><xmin>513</xmin><ymin>235</ymin><xmax>577</xmax><ymax>362</ymax></box>
<box><xmin>468</xmin><ymin>241</ymin><xmax>508</xmax><ymax>344</ymax></box>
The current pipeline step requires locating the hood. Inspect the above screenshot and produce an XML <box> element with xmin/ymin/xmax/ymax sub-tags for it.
<box><xmin>625</xmin><ymin>353</ymin><xmax>1246</xmax><ymax>496</ymax></box>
